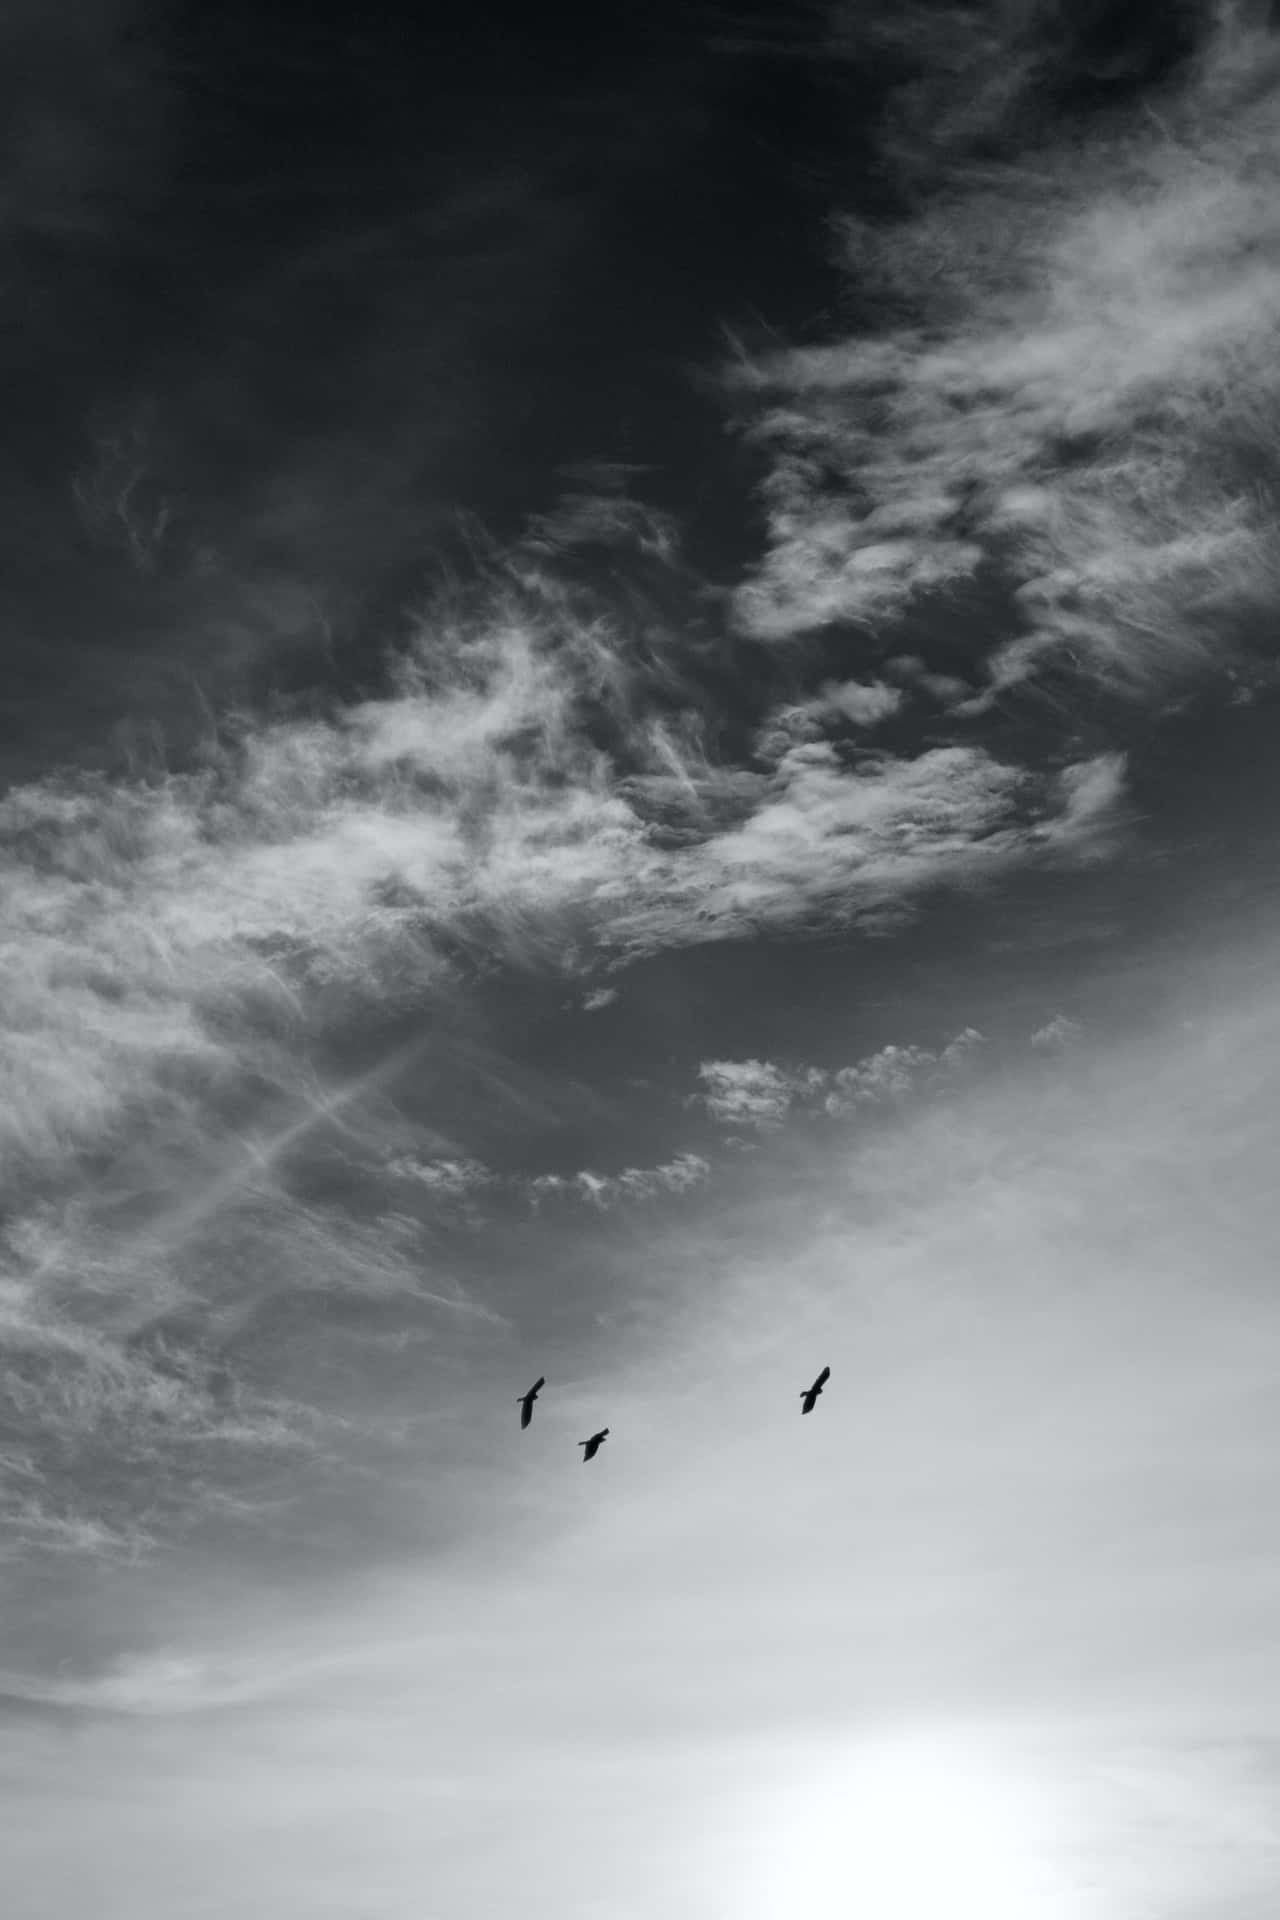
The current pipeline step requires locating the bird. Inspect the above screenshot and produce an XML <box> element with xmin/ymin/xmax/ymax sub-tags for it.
<box><xmin>518</xmin><ymin>1376</ymin><xmax>545</xmax><ymax>1430</ymax></box>
<box><xmin>800</xmin><ymin>1365</ymin><xmax>830</xmax><ymax>1415</ymax></box>
<box><xmin>579</xmin><ymin>1427</ymin><xmax>609</xmax><ymax>1462</ymax></box>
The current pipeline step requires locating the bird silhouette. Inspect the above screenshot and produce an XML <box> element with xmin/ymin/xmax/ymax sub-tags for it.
<box><xmin>579</xmin><ymin>1427</ymin><xmax>609</xmax><ymax>1462</ymax></box>
<box><xmin>518</xmin><ymin>1376</ymin><xmax>545</xmax><ymax>1430</ymax></box>
<box><xmin>800</xmin><ymin>1365</ymin><xmax>830</xmax><ymax>1415</ymax></box>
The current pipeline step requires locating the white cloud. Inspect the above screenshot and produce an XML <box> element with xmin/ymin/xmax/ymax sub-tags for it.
<box><xmin>727</xmin><ymin>15</ymin><xmax>1280</xmax><ymax>703</ymax></box>
<box><xmin>824</xmin><ymin>1028</ymin><xmax>984</xmax><ymax>1116</ymax></box>
<box><xmin>617</xmin><ymin>743</ymin><xmax>1125</xmax><ymax>953</ymax></box>
<box><xmin>1031</xmin><ymin>1014</ymin><xmax>1085</xmax><ymax>1052</ymax></box>
<box><xmin>701</xmin><ymin>1029</ymin><xmax>983</xmax><ymax>1130</ymax></box>
<box><xmin>822</xmin><ymin>677</ymin><xmax>904</xmax><ymax>725</ymax></box>
<box><xmin>888</xmin><ymin>655</ymin><xmax>973</xmax><ymax>703</ymax></box>
<box><xmin>698</xmin><ymin>1059</ymin><xmax>803</xmax><ymax>1130</ymax></box>
<box><xmin>529</xmin><ymin>1153</ymin><xmax>710</xmax><ymax>1209</ymax></box>
<box><xmin>617</xmin><ymin>1153</ymin><xmax>710</xmax><ymax>1200</ymax></box>
<box><xmin>582</xmin><ymin>987</ymin><xmax>618</xmax><ymax>1013</ymax></box>
<box><xmin>760</xmin><ymin>681</ymin><xmax>905</xmax><ymax>752</ymax></box>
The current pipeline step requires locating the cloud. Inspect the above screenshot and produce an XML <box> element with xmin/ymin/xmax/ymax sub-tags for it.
<box><xmin>821</xmin><ymin>0</ymin><xmax>1215</xmax><ymax>179</ymax></box>
<box><xmin>529</xmin><ymin>1153</ymin><xmax>710</xmax><ymax>1209</ymax></box>
<box><xmin>698</xmin><ymin>1059</ymin><xmax>806</xmax><ymax>1131</ymax></box>
<box><xmin>582</xmin><ymin>987</ymin><xmax>619</xmax><ymax>1013</ymax></box>
<box><xmin>0</xmin><ymin>1650</ymin><xmax>266</xmax><ymax>1718</ymax></box>
<box><xmin>822</xmin><ymin>1028</ymin><xmax>984</xmax><ymax>1117</ymax></box>
<box><xmin>888</xmin><ymin>655</ymin><xmax>973</xmax><ymax>704</ymax></box>
<box><xmin>0</xmin><ymin>565</ymin><xmax>1125</xmax><ymax>1224</ymax></box>
<box><xmin>701</xmin><ymin>1028</ymin><xmax>984</xmax><ymax>1130</ymax></box>
<box><xmin>756</xmin><ymin>680</ymin><xmax>905</xmax><ymax>758</ymax></box>
<box><xmin>525</xmin><ymin>481</ymin><xmax>680</xmax><ymax>566</ymax></box>
<box><xmin>387</xmin><ymin>1157</ymin><xmax>494</xmax><ymax>1198</ymax></box>
<box><xmin>726</xmin><ymin>9</ymin><xmax>1280</xmax><ymax>705</ymax></box>
<box><xmin>616</xmin><ymin>742</ymin><xmax>1126</xmax><ymax>952</ymax></box>
<box><xmin>71</xmin><ymin>405</ymin><xmax>175</xmax><ymax>574</ymax></box>
<box><xmin>385</xmin><ymin>1148</ymin><xmax>711</xmax><ymax>1213</ymax></box>
<box><xmin>821</xmin><ymin>678</ymin><xmax>905</xmax><ymax>726</ymax></box>
<box><xmin>1031</xmin><ymin>1013</ymin><xmax>1085</xmax><ymax>1051</ymax></box>
<box><xmin>0</xmin><ymin>1269</ymin><xmax>321</xmax><ymax>1568</ymax></box>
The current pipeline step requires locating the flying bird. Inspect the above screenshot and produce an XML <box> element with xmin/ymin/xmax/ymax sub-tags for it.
<box><xmin>518</xmin><ymin>1376</ymin><xmax>546</xmax><ymax>1430</ymax></box>
<box><xmin>579</xmin><ymin>1427</ymin><xmax>609</xmax><ymax>1462</ymax></box>
<box><xmin>800</xmin><ymin>1366</ymin><xmax>830</xmax><ymax>1415</ymax></box>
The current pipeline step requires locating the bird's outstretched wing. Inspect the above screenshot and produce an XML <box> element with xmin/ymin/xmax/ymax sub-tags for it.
<box><xmin>814</xmin><ymin>1365</ymin><xmax>830</xmax><ymax>1390</ymax></box>
<box><xmin>518</xmin><ymin>1376</ymin><xmax>545</xmax><ymax>1430</ymax></box>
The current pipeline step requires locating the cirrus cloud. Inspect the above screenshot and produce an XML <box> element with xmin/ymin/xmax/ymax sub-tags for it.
<box><xmin>728</xmin><ymin>8</ymin><xmax>1280</xmax><ymax>708</ymax></box>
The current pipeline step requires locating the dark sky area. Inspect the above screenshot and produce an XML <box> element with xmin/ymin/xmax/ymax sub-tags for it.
<box><xmin>4</xmin><ymin>4</ymin><xmax>865</xmax><ymax>766</ymax></box>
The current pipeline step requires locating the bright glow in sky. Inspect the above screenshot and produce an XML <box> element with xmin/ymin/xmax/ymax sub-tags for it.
<box><xmin>744</xmin><ymin>1732</ymin><xmax>1086</xmax><ymax>1920</ymax></box>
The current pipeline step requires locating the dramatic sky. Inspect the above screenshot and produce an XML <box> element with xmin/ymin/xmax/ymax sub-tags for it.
<box><xmin>5</xmin><ymin>2</ymin><xmax>1280</xmax><ymax>1914</ymax></box>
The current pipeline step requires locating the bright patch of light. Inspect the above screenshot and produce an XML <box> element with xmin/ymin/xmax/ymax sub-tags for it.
<box><xmin>742</xmin><ymin>1729</ymin><xmax>1094</xmax><ymax>1920</ymax></box>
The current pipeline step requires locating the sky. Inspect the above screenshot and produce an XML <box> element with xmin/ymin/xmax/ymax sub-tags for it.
<box><xmin>3</xmin><ymin>1</ymin><xmax>1280</xmax><ymax>1914</ymax></box>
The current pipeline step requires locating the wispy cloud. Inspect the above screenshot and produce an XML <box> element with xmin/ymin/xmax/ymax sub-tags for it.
<box><xmin>71</xmin><ymin>405</ymin><xmax>175</xmax><ymax>574</ymax></box>
<box><xmin>728</xmin><ymin>7</ymin><xmax>1280</xmax><ymax>706</ymax></box>
<box><xmin>617</xmin><ymin>742</ymin><xmax>1126</xmax><ymax>950</ymax></box>
<box><xmin>525</xmin><ymin>476</ymin><xmax>681</xmax><ymax>566</ymax></box>
<box><xmin>0</xmin><ymin>559</ymin><xmax>1124</xmax><ymax>1225</ymax></box>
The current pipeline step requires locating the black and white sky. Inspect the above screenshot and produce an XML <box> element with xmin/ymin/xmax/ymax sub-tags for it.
<box><xmin>5</xmin><ymin>2</ymin><xmax>1280</xmax><ymax>1914</ymax></box>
